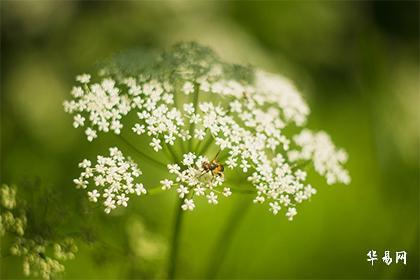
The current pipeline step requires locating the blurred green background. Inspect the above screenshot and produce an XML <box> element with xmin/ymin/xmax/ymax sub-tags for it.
<box><xmin>1</xmin><ymin>1</ymin><xmax>418</xmax><ymax>279</ymax></box>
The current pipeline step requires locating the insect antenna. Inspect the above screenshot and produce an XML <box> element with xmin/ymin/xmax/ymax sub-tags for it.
<box><xmin>213</xmin><ymin>149</ymin><xmax>222</xmax><ymax>161</ymax></box>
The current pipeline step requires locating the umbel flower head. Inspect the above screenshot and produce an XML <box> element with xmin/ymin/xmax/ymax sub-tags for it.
<box><xmin>64</xmin><ymin>42</ymin><xmax>350</xmax><ymax>220</ymax></box>
<box><xmin>74</xmin><ymin>147</ymin><xmax>146</xmax><ymax>214</ymax></box>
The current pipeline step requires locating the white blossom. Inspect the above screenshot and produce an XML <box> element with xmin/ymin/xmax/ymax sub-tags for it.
<box><xmin>269</xmin><ymin>202</ymin><xmax>281</xmax><ymax>215</ymax></box>
<box><xmin>161</xmin><ymin>179</ymin><xmax>173</xmax><ymax>190</ymax></box>
<box><xmin>85</xmin><ymin>128</ymin><xmax>97</xmax><ymax>142</ymax></box>
<box><xmin>288</xmin><ymin>129</ymin><xmax>351</xmax><ymax>185</ymax></box>
<box><xmin>223</xmin><ymin>187</ymin><xmax>232</xmax><ymax>197</ymax></box>
<box><xmin>206</xmin><ymin>192</ymin><xmax>218</xmax><ymax>204</ymax></box>
<box><xmin>74</xmin><ymin>147</ymin><xmax>146</xmax><ymax>213</ymax></box>
<box><xmin>76</xmin><ymin>73</ymin><xmax>91</xmax><ymax>84</ymax></box>
<box><xmin>73</xmin><ymin>114</ymin><xmax>85</xmax><ymax>128</ymax></box>
<box><xmin>133</xmin><ymin>123</ymin><xmax>145</xmax><ymax>135</ymax></box>
<box><xmin>87</xmin><ymin>189</ymin><xmax>100</xmax><ymax>202</ymax></box>
<box><xmin>176</xmin><ymin>185</ymin><xmax>189</xmax><ymax>199</ymax></box>
<box><xmin>182</xmin><ymin>81</ymin><xmax>194</xmax><ymax>95</ymax></box>
<box><xmin>135</xmin><ymin>183</ymin><xmax>147</xmax><ymax>196</ymax></box>
<box><xmin>150</xmin><ymin>138</ymin><xmax>162</xmax><ymax>152</ymax></box>
<box><xmin>65</xmin><ymin>43</ymin><xmax>351</xmax><ymax>220</ymax></box>
<box><xmin>182</xmin><ymin>152</ymin><xmax>196</xmax><ymax>166</ymax></box>
<box><xmin>286</xmin><ymin>207</ymin><xmax>297</xmax><ymax>221</ymax></box>
<box><xmin>181</xmin><ymin>199</ymin><xmax>195</xmax><ymax>211</ymax></box>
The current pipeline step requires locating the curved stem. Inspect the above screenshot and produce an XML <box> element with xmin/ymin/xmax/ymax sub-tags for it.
<box><xmin>165</xmin><ymin>142</ymin><xmax>180</xmax><ymax>164</ymax></box>
<box><xmin>117</xmin><ymin>135</ymin><xmax>167</xmax><ymax>169</ymax></box>
<box><xmin>197</xmin><ymin>134</ymin><xmax>215</xmax><ymax>156</ymax></box>
<box><xmin>167</xmin><ymin>197</ymin><xmax>185</xmax><ymax>279</ymax></box>
<box><xmin>206</xmin><ymin>198</ymin><xmax>252</xmax><ymax>279</ymax></box>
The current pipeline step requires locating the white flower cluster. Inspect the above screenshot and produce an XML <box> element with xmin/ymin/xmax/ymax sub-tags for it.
<box><xmin>248</xmin><ymin>154</ymin><xmax>317</xmax><ymax>220</ymax></box>
<box><xmin>164</xmin><ymin>152</ymin><xmax>232</xmax><ymax>211</ymax></box>
<box><xmin>65</xmin><ymin>43</ymin><xmax>350</xmax><ymax>220</ymax></box>
<box><xmin>0</xmin><ymin>184</ymin><xmax>78</xmax><ymax>279</ymax></box>
<box><xmin>288</xmin><ymin>129</ymin><xmax>351</xmax><ymax>185</ymax></box>
<box><xmin>74</xmin><ymin>147</ymin><xmax>146</xmax><ymax>213</ymax></box>
<box><xmin>63</xmin><ymin>75</ymin><xmax>131</xmax><ymax>141</ymax></box>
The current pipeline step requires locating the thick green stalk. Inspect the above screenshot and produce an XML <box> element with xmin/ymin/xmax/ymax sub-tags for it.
<box><xmin>167</xmin><ymin>197</ymin><xmax>185</xmax><ymax>279</ymax></box>
<box><xmin>206</xmin><ymin>198</ymin><xmax>251</xmax><ymax>278</ymax></box>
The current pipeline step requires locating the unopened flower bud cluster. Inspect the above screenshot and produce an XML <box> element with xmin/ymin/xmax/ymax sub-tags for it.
<box><xmin>0</xmin><ymin>184</ymin><xmax>78</xmax><ymax>279</ymax></box>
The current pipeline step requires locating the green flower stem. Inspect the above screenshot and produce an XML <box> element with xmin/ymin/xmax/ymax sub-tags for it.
<box><xmin>147</xmin><ymin>186</ymin><xmax>165</xmax><ymax>195</ymax></box>
<box><xmin>165</xmin><ymin>143</ymin><xmax>180</xmax><ymax>164</ymax></box>
<box><xmin>197</xmin><ymin>134</ymin><xmax>215</xmax><ymax>156</ymax></box>
<box><xmin>292</xmin><ymin>159</ymin><xmax>311</xmax><ymax>171</ymax></box>
<box><xmin>167</xmin><ymin>197</ymin><xmax>185</xmax><ymax>279</ymax></box>
<box><xmin>188</xmin><ymin>83</ymin><xmax>200</xmax><ymax>152</ymax></box>
<box><xmin>206</xmin><ymin>198</ymin><xmax>252</xmax><ymax>279</ymax></box>
<box><xmin>117</xmin><ymin>135</ymin><xmax>167</xmax><ymax>169</ymax></box>
<box><xmin>229</xmin><ymin>186</ymin><xmax>256</xmax><ymax>194</ymax></box>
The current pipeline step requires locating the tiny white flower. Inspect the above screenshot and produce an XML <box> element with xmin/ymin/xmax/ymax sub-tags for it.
<box><xmin>78</xmin><ymin>159</ymin><xmax>91</xmax><ymax>168</ymax></box>
<box><xmin>164</xmin><ymin>134</ymin><xmax>176</xmax><ymax>145</ymax></box>
<box><xmin>88</xmin><ymin>189</ymin><xmax>100</xmax><ymax>202</ymax></box>
<box><xmin>225</xmin><ymin>157</ymin><xmax>237</xmax><ymax>169</ymax></box>
<box><xmin>240</xmin><ymin>159</ymin><xmax>250</xmax><ymax>173</ymax></box>
<box><xmin>73</xmin><ymin>178</ymin><xmax>87</xmax><ymax>189</ymax></box>
<box><xmin>295</xmin><ymin>170</ymin><xmax>307</xmax><ymax>181</ymax></box>
<box><xmin>76</xmin><ymin>73</ymin><xmax>91</xmax><ymax>83</ymax></box>
<box><xmin>183</xmin><ymin>103</ymin><xmax>195</xmax><ymax>114</ymax></box>
<box><xmin>150</xmin><ymin>138</ymin><xmax>162</xmax><ymax>151</ymax></box>
<box><xmin>182</xmin><ymin>81</ymin><xmax>194</xmax><ymax>95</ymax></box>
<box><xmin>223</xmin><ymin>187</ymin><xmax>232</xmax><ymax>197</ymax></box>
<box><xmin>104</xmin><ymin>199</ymin><xmax>116</xmax><ymax>213</ymax></box>
<box><xmin>116</xmin><ymin>194</ymin><xmax>129</xmax><ymax>207</ymax></box>
<box><xmin>85</xmin><ymin>128</ymin><xmax>97</xmax><ymax>142</ymax></box>
<box><xmin>161</xmin><ymin>179</ymin><xmax>173</xmax><ymax>190</ymax></box>
<box><xmin>103</xmin><ymin>188</ymin><xmax>114</xmax><ymax>199</ymax></box>
<box><xmin>177</xmin><ymin>185</ymin><xmax>189</xmax><ymax>198</ymax></box>
<box><xmin>207</xmin><ymin>192</ymin><xmax>218</xmax><ymax>204</ymax></box>
<box><xmin>182</xmin><ymin>152</ymin><xmax>196</xmax><ymax>166</ymax></box>
<box><xmin>168</xmin><ymin>164</ymin><xmax>180</xmax><ymax>174</ymax></box>
<box><xmin>71</xmin><ymin>86</ymin><xmax>84</xmax><ymax>98</ymax></box>
<box><xmin>253</xmin><ymin>195</ymin><xmax>265</xmax><ymax>204</ymax></box>
<box><xmin>286</xmin><ymin>207</ymin><xmax>297</xmax><ymax>221</ymax></box>
<box><xmin>269</xmin><ymin>201</ymin><xmax>281</xmax><ymax>215</ymax></box>
<box><xmin>194</xmin><ymin>129</ymin><xmax>206</xmax><ymax>140</ymax></box>
<box><xmin>132</xmin><ymin>123</ymin><xmax>145</xmax><ymax>135</ymax></box>
<box><xmin>135</xmin><ymin>183</ymin><xmax>147</xmax><ymax>196</ymax></box>
<box><xmin>194</xmin><ymin>186</ymin><xmax>205</xmax><ymax>196</ymax></box>
<box><xmin>181</xmin><ymin>199</ymin><xmax>195</xmax><ymax>211</ymax></box>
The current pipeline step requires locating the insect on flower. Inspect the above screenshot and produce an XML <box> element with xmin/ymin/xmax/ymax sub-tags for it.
<box><xmin>200</xmin><ymin>150</ymin><xmax>224</xmax><ymax>178</ymax></box>
<box><xmin>65</xmin><ymin>42</ymin><xmax>351</xmax><ymax>219</ymax></box>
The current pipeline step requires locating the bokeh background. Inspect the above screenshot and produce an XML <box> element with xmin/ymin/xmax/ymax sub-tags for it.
<box><xmin>1</xmin><ymin>1</ymin><xmax>419</xmax><ymax>279</ymax></box>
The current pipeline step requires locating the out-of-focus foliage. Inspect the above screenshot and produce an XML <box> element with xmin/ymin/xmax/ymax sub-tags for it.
<box><xmin>0</xmin><ymin>183</ymin><xmax>78</xmax><ymax>279</ymax></box>
<box><xmin>1</xmin><ymin>1</ymin><xmax>418</xmax><ymax>279</ymax></box>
